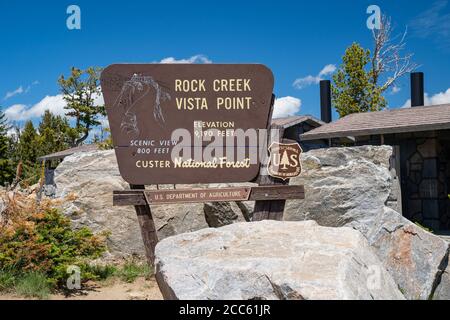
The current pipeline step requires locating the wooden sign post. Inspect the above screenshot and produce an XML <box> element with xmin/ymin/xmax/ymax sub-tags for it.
<box><xmin>101</xmin><ymin>64</ymin><xmax>305</xmax><ymax>267</ymax></box>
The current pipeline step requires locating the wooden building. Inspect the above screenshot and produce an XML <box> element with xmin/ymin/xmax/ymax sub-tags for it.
<box><xmin>271</xmin><ymin>115</ymin><xmax>325</xmax><ymax>151</ymax></box>
<box><xmin>37</xmin><ymin>144</ymin><xmax>99</xmax><ymax>186</ymax></box>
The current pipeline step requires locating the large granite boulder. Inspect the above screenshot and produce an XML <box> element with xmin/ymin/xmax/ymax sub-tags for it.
<box><xmin>54</xmin><ymin>150</ymin><xmax>146</xmax><ymax>258</ymax></box>
<box><xmin>366</xmin><ymin>207</ymin><xmax>449</xmax><ymax>300</ymax></box>
<box><xmin>434</xmin><ymin>263</ymin><xmax>450</xmax><ymax>300</ymax></box>
<box><xmin>285</xmin><ymin>145</ymin><xmax>400</xmax><ymax>234</ymax></box>
<box><xmin>54</xmin><ymin>150</ymin><xmax>248</xmax><ymax>258</ymax></box>
<box><xmin>286</xmin><ymin>146</ymin><xmax>450</xmax><ymax>300</ymax></box>
<box><xmin>53</xmin><ymin>146</ymin><xmax>450</xmax><ymax>300</ymax></box>
<box><xmin>155</xmin><ymin>220</ymin><xmax>405</xmax><ymax>300</ymax></box>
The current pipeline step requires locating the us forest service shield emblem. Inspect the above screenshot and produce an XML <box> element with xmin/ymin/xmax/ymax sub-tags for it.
<box><xmin>268</xmin><ymin>142</ymin><xmax>303</xmax><ymax>180</ymax></box>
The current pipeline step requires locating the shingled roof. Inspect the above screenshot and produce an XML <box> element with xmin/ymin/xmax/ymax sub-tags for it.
<box><xmin>37</xmin><ymin>144</ymin><xmax>99</xmax><ymax>162</ymax></box>
<box><xmin>272</xmin><ymin>115</ymin><xmax>324</xmax><ymax>128</ymax></box>
<box><xmin>301</xmin><ymin>104</ymin><xmax>450</xmax><ymax>141</ymax></box>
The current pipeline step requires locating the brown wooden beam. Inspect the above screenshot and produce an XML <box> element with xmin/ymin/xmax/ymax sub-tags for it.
<box><xmin>113</xmin><ymin>185</ymin><xmax>304</xmax><ymax>206</ymax></box>
<box><xmin>253</xmin><ymin>111</ymin><xmax>287</xmax><ymax>221</ymax></box>
<box><xmin>129</xmin><ymin>184</ymin><xmax>158</xmax><ymax>268</ymax></box>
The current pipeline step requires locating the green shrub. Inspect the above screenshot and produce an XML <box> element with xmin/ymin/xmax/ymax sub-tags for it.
<box><xmin>0</xmin><ymin>205</ymin><xmax>107</xmax><ymax>288</ymax></box>
<box><xmin>15</xmin><ymin>272</ymin><xmax>51</xmax><ymax>299</ymax></box>
<box><xmin>86</xmin><ymin>264</ymin><xmax>118</xmax><ymax>281</ymax></box>
<box><xmin>118</xmin><ymin>261</ymin><xmax>153</xmax><ymax>283</ymax></box>
<box><xmin>0</xmin><ymin>269</ymin><xmax>17</xmax><ymax>291</ymax></box>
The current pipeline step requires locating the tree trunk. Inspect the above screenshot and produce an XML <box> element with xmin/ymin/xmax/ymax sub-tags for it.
<box><xmin>75</xmin><ymin>127</ymin><xmax>90</xmax><ymax>147</ymax></box>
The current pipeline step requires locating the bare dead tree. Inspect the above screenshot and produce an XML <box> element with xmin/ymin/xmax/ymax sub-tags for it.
<box><xmin>371</xmin><ymin>15</ymin><xmax>419</xmax><ymax>92</ymax></box>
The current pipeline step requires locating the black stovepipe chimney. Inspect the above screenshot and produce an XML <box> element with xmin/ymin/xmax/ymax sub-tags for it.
<box><xmin>320</xmin><ymin>80</ymin><xmax>332</xmax><ymax>123</ymax></box>
<box><xmin>411</xmin><ymin>72</ymin><xmax>425</xmax><ymax>107</ymax></box>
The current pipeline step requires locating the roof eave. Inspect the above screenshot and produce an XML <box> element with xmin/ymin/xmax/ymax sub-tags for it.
<box><xmin>37</xmin><ymin>154</ymin><xmax>69</xmax><ymax>162</ymax></box>
<box><xmin>301</xmin><ymin>122</ymin><xmax>450</xmax><ymax>141</ymax></box>
<box><xmin>272</xmin><ymin>115</ymin><xmax>325</xmax><ymax>129</ymax></box>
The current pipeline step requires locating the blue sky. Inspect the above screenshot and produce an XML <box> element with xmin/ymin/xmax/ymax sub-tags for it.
<box><xmin>1</xmin><ymin>0</ymin><xmax>450</xmax><ymax>130</ymax></box>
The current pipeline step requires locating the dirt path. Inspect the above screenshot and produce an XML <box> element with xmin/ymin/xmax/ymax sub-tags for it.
<box><xmin>0</xmin><ymin>276</ymin><xmax>163</xmax><ymax>300</ymax></box>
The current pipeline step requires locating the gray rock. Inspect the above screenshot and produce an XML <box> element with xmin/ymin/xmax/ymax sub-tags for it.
<box><xmin>52</xmin><ymin>146</ymin><xmax>450</xmax><ymax>299</ymax></box>
<box><xmin>54</xmin><ymin>150</ymin><xmax>250</xmax><ymax>258</ymax></box>
<box><xmin>366</xmin><ymin>207</ymin><xmax>449</xmax><ymax>300</ymax></box>
<box><xmin>155</xmin><ymin>220</ymin><xmax>405</xmax><ymax>300</ymax></box>
<box><xmin>285</xmin><ymin>145</ymin><xmax>398</xmax><ymax>234</ymax></box>
<box><xmin>54</xmin><ymin>150</ymin><xmax>209</xmax><ymax>258</ymax></box>
<box><xmin>285</xmin><ymin>145</ymin><xmax>450</xmax><ymax>300</ymax></box>
<box><xmin>434</xmin><ymin>263</ymin><xmax>450</xmax><ymax>300</ymax></box>
<box><xmin>43</xmin><ymin>184</ymin><xmax>57</xmax><ymax>197</ymax></box>
<box><xmin>152</xmin><ymin>202</ymin><xmax>208</xmax><ymax>239</ymax></box>
<box><xmin>54</xmin><ymin>150</ymin><xmax>148</xmax><ymax>257</ymax></box>
<box><xmin>0</xmin><ymin>197</ymin><xmax>5</xmax><ymax>215</ymax></box>
<box><xmin>204</xmin><ymin>202</ymin><xmax>250</xmax><ymax>227</ymax></box>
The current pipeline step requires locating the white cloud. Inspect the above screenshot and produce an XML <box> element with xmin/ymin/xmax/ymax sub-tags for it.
<box><xmin>4</xmin><ymin>88</ymin><xmax>105</xmax><ymax>122</ymax></box>
<box><xmin>293</xmin><ymin>75</ymin><xmax>318</xmax><ymax>89</ymax></box>
<box><xmin>272</xmin><ymin>96</ymin><xmax>302</xmax><ymax>119</ymax></box>
<box><xmin>410</xmin><ymin>0</ymin><xmax>450</xmax><ymax>50</ymax></box>
<box><xmin>3</xmin><ymin>81</ymin><xmax>39</xmax><ymax>100</ymax></box>
<box><xmin>318</xmin><ymin>64</ymin><xmax>337</xmax><ymax>77</ymax></box>
<box><xmin>159</xmin><ymin>54</ymin><xmax>212</xmax><ymax>64</ymax></box>
<box><xmin>401</xmin><ymin>88</ymin><xmax>450</xmax><ymax>108</ymax></box>
<box><xmin>5</xmin><ymin>95</ymin><xmax>66</xmax><ymax>121</ymax></box>
<box><xmin>293</xmin><ymin>64</ymin><xmax>336</xmax><ymax>89</ymax></box>
<box><xmin>391</xmin><ymin>85</ymin><xmax>401</xmax><ymax>94</ymax></box>
<box><xmin>98</xmin><ymin>116</ymin><xmax>109</xmax><ymax>128</ymax></box>
<box><xmin>4</xmin><ymin>86</ymin><xmax>24</xmax><ymax>100</ymax></box>
<box><xmin>4</xmin><ymin>104</ymin><xmax>28</xmax><ymax>120</ymax></box>
<box><xmin>6</xmin><ymin>128</ymin><xmax>17</xmax><ymax>137</ymax></box>
<box><xmin>93</xmin><ymin>91</ymin><xmax>104</xmax><ymax>106</ymax></box>
<box><xmin>427</xmin><ymin>88</ymin><xmax>450</xmax><ymax>105</ymax></box>
<box><xmin>401</xmin><ymin>100</ymin><xmax>411</xmax><ymax>108</ymax></box>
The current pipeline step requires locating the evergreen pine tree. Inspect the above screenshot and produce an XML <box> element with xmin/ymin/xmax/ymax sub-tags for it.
<box><xmin>0</xmin><ymin>110</ymin><xmax>14</xmax><ymax>186</ymax></box>
<box><xmin>58</xmin><ymin>67</ymin><xmax>105</xmax><ymax>147</ymax></box>
<box><xmin>332</xmin><ymin>43</ymin><xmax>386</xmax><ymax>118</ymax></box>
<box><xmin>18</xmin><ymin>120</ymin><xmax>38</xmax><ymax>164</ymax></box>
<box><xmin>37</xmin><ymin>110</ymin><xmax>73</xmax><ymax>157</ymax></box>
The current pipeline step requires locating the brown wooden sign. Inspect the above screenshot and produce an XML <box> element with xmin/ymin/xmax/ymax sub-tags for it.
<box><xmin>268</xmin><ymin>142</ymin><xmax>303</xmax><ymax>180</ymax></box>
<box><xmin>101</xmin><ymin>64</ymin><xmax>274</xmax><ymax>185</ymax></box>
<box><xmin>103</xmin><ymin>63</ymin><xmax>306</xmax><ymax>277</ymax></box>
<box><xmin>113</xmin><ymin>185</ymin><xmax>305</xmax><ymax>206</ymax></box>
<box><xmin>143</xmin><ymin>187</ymin><xmax>251</xmax><ymax>205</ymax></box>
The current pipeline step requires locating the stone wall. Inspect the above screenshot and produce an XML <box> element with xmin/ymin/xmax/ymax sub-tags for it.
<box><xmin>445</xmin><ymin>143</ymin><xmax>450</xmax><ymax>230</ymax></box>
<box><xmin>399</xmin><ymin>132</ymin><xmax>450</xmax><ymax>231</ymax></box>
